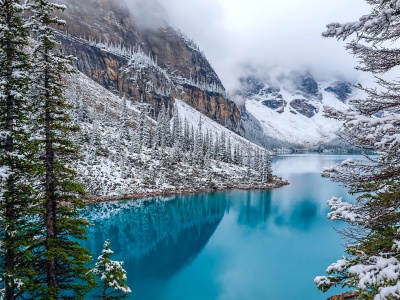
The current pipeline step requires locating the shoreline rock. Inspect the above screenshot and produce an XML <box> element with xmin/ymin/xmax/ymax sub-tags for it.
<box><xmin>327</xmin><ymin>291</ymin><xmax>359</xmax><ymax>300</ymax></box>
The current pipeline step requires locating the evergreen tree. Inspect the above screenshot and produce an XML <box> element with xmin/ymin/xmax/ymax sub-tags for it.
<box><xmin>189</xmin><ymin>125</ymin><xmax>194</xmax><ymax>152</ymax></box>
<box><xmin>119</xmin><ymin>96</ymin><xmax>130</xmax><ymax>142</ymax></box>
<box><xmin>78</xmin><ymin>90</ymin><xmax>90</xmax><ymax>124</ymax></box>
<box><xmin>183</xmin><ymin>117</ymin><xmax>190</xmax><ymax>151</ymax></box>
<box><xmin>218</xmin><ymin>132</ymin><xmax>226</xmax><ymax>161</ymax></box>
<box><xmin>172</xmin><ymin>105</ymin><xmax>180</xmax><ymax>142</ymax></box>
<box><xmin>253</xmin><ymin>149</ymin><xmax>261</xmax><ymax>172</ymax></box>
<box><xmin>29</xmin><ymin>0</ymin><xmax>94</xmax><ymax>298</ymax></box>
<box><xmin>103</xmin><ymin>101</ymin><xmax>111</xmax><ymax>128</ymax></box>
<box><xmin>226</xmin><ymin>138</ymin><xmax>232</xmax><ymax>163</ymax></box>
<box><xmin>262</xmin><ymin>150</ymin><xmax>272</xmax><ymax>183</ymax></box>
<box><xmin>315</xmin><ymin>2</ymin><xmax>400</xmax><ymax>298</ymax></box>
<box><xmin>154</xmin><ymin>104</ymin><xmax>166</xmax><ymax>148</ymax></box>
<box><xmin>0</xmin><ymin>1</ymin><xmax>41</xmax><ymax>298</ymax></box>
<box><xmin>142</xmin><ymin>115</ymin><xmax>151</xmax><ymax>149</ymax></box>
<box><xmin>92</xmin><ymin>116</ymin><xmax>102</xmax><ymax>155</ymax></box>
<box><xmin>91</xmin><ymin>240</ymin><xmax>131</xmax><ymax>300</ymax></box>
<box><xmin>193</xmin><ymin>117</ymin><xmax>203</xmax><ymax>164</ymax></box>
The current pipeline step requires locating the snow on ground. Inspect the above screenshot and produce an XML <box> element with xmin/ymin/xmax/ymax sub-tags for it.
<box><xmin>175</xmin><ymin>99</ymin><xmax>264</xmax><ymax>151</ymax></box>
<box><xmin>68</xmin><ymin>72</ymin><xmax>284</xmax><ymax>200</ymax></box>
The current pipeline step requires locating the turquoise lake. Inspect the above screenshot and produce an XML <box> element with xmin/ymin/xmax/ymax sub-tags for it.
<box><xmin>83</xmin><ymin>154</ymin><xmax>357</xmax><ymax>300</ymax></box>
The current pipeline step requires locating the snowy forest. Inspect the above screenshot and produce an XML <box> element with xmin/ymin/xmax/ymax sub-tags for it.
<box><xmin>69</xmin><ymin>72</ymin><xmax>282</xmax><ymax>199</ymax></box>
<box><xmin>0</xmin><ymin>0</ymin><xmax>285</xmax><ymax>299</ymax></box>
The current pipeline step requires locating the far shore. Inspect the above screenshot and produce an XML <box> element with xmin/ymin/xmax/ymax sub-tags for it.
<box><xmin>84</xmin><ymin>177</ymin><xmax>289</xmax><ymax>204</ymax></box>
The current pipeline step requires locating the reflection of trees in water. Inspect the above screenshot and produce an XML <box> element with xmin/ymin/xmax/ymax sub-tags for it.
<box><xmin>237</xmin><ymin>190</ymin><xmax>272</xmax><ymax>228</ymax></box>
<box><xmin>236</xmin><ymin>190</ymin><xmax>318</xmax><ymax>230</ymax></box>
<box><xmin>82</xmin><ymin>193</ymin><xmax>227</xmax><ymax>283</ymax></box>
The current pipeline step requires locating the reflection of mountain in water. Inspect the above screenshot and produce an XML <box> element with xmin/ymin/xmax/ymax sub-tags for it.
<box><xmin>82</xmin><ymin>193</ymin><xmax>227</xmax><ymax>283</ymax></box>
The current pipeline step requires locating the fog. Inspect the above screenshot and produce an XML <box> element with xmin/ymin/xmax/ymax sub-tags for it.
<box><xmin>123</xmin><ymin>0</ymin><xmax>372</xmax><ymax>90</ymax></box>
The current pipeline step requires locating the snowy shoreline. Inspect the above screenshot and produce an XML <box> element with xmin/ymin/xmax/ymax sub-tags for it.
<box><xmin>84</xmin><ymin>177</ymin><xmax>289</xmax><ymax>204</ymax></box>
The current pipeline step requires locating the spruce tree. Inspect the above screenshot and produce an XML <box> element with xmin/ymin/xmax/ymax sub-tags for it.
<box><xmin>28</xmin><ymin>0</ymin><xmax>94</xmax><ymax>298</ymax></box>
<box><xmin>226</xmin><ymin>138</ymin><xmax>232</xmax><ymax>163</ymax></box>
<box><xmin>91</xmin><ymin>240</ymin><xmax>131</xmax><ymax>300</ymax></box>
<box><xmin>315</xmin><ymin>1</ymin><xmax>400</xmax><ymax>298</ymax></box>
<box><xmin>119</xmin><ymin>96</ymin><xmax>130</xmax><ymax>142</ymax></box>
<box><xmin>0</xmin><ymin>1</ymin><xmax>41</xmax><ymax>298</ymax></box>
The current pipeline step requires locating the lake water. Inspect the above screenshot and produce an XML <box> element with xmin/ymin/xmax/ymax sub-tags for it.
<box><xmin>83</xmin><ymin>154</ymin><xmax>356</xmax><ymax>300</ymax></box>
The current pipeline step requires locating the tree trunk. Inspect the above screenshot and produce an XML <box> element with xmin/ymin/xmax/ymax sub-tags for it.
<box><xmin>44</xmin><ymin>50</ymin><xmax>57</xmax><ymax>294</ymax></box>
<box><xmin>102</xmin><ymin>282</ymin><xmax>107</xmax><ymax>300</ymax></box>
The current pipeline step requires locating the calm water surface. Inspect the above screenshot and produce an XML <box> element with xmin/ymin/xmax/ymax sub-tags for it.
<box><xmin>83</xmin><ymin>154</ymin><xmax>357</xmax><ymax>300</ymax></box>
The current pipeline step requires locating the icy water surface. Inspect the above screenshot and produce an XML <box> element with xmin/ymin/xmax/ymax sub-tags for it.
<box><xmin>83</xmin><ymin>154</ymin><xmax>358</xmax><ymax>300</ymax></box>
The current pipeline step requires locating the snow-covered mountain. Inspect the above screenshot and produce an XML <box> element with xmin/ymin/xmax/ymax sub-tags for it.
<box><xmin>235</xmin><ymin>69</ymin><xmax>359</xmax><ymax>148</ymax></box>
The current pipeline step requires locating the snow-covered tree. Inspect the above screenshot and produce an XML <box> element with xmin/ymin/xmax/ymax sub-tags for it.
<box><xmin>91</xmin><ymin>240</ymin><xmax>131</xmax><ymax>300</ymax></box>
<box><xmin>315</xmin><ymin>1</ymin><xmax>400</xmax><ymax>299</ymax></box>
<box><xmin>0</xmin><ymin>1</ymin><xmax>41</xmax><ymax>298</ymax></box>
<box><xmin>119</xmin><ymin>96</ymin><xmax>130</xmax><ymax>142</ymax></box>
<box><xmin>29</xmin><ymin>0</ymin><xmax>94</xmax><ymax>297</ymax></box>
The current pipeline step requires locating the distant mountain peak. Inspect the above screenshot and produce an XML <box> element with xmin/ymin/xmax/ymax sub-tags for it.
<box><xmin>234</xmin><ymin>67</ymin><xmax>358</xmax><ymax>147</ymax></box>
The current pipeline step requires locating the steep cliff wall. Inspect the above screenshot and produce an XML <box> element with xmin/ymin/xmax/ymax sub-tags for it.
<box><xmin>55</xmin><ymin>0</ymin><xmax>241</xmax><ymax>130</ymax></box>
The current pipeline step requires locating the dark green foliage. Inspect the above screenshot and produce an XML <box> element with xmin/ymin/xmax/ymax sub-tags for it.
<box><xmin>26</xmin><ymin>0</ymin><xmax>94</xmax><ymax>298</ymax></box>
<box><xmin>0</xmin><ymin>0</ymin><xmax>42</xmax><ymax>298</ymax></box>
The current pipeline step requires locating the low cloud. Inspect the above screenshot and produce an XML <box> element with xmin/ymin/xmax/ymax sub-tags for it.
<box><xmin>122</xmin><ymin>0</ymin><xmax>168</xmax><ymax>29</ymax></box>
<box><xmin>122</xmin><ymin>0</ymin><xmax>372</xmax><ymax>91</ymax></box>
<box><xmin>156</xmin><ymin>0</ymin><xmax>371</xmax><ymax>90</ymax></box>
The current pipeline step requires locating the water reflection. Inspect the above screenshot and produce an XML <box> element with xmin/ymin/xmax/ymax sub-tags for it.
<box><xmin>83</xmin><ymin>154</ymin><xmax>358</xmax><ymax>300</ymax></box>
<box><xmin>83</xmin><ymin>193</ymin><xmax>228</xmax><ymax>294</ymax></box>
<box><xmin>236</xmin><ymin>190</ymin><xmax>272</xmax><ymax>228</ymax></box>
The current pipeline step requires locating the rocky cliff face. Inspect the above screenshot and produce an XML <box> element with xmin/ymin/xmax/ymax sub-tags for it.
<box><xmin>55</xmin><ymin>0</ymin><xmax>241</xmax><ymax>130</ymax></box>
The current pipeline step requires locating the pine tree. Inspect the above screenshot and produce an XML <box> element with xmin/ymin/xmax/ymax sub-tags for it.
<box><xmin>193</xmin><ymin>117</ymin><xmax>203</xmax><ymax>165</ymax></box>
<box><xmin>314</xmin><ymin>2</ymin><xmax>400</xmax><ymax>298</ymax></box>
<box><xmin>28</xmin><ymin>0</ymin><xmax>94</xmax><ymax>298</ymax></box>
<box><xmin>218</xmin><ymin>132</ymin><xmax>226</xmax><ymax>161</ymax></box>
<box><xmin>91</xmin><ymin>240</ymin><xmax>131</xmax><ymax>300</ymax></box>
<box><xmin>226</xmin><ymin>138</ymin><xmax>232</xmax><ymax>163</ymax></box>
<box><xmin>253</xmin><ymin>149</ymin><xmax>261</xmax><ymax>172</ymax></box>
<box><xmin>142</xmin><ymin>115</ymin><xmax>151</xmax><ymax>149</ymax></box>
<box><xmin>172</xmin><ymin>105</ymin><xmax>180</xmax><ymax>142</ymax></box>
<box><xmin>183</xmin><ymin>117</ymin><xmax>190</xmax><ymax>151</ymax></box>
<box><xmin>103</xmin><ymin>101</ymin><xmax>111</xmax><ymax>128</ymax></box>
<box><xmin>119</xmin><ymin>96</ymin><xmax>130</xmax><ymax>142</ymax></box>
<box><xmin>262</xmin><ymin>150</ymin><xmax>272</xmax><ymax>183</ymax></box>
<box><xmin>0</xmin><ymin>1</ymin><xmax>41</xmax><ymax>298</ymax></box>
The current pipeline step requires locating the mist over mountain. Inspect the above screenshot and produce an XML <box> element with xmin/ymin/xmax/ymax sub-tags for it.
<box><xmin>234</xmin><ymin>65</ymin><xmax>360</xmax><ymax>148</ymax></box>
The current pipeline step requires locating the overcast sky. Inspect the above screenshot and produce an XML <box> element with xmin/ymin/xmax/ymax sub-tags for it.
<box><xmin>127</xmin><ymin>0</ymin><xmax>372</xmax><ymax>90</ymax></box>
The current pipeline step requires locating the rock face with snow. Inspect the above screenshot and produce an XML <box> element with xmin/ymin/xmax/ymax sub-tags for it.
<box><xmin>55</xmin><ymin>0</ymin><xmax>241</xmax><ymax>130</ymax></box>
<box><xmin>324</xmin><ymin>81</ymin><xmax>353</xmax><ymax>102</ymax></box>
<box><xmin>289</xmin><ymin>99</ymin><xmax>319</xmax><ymax>118</ymax></box>
<box><xmin>235</xmin><ymin>69</ymin><xmax>356</xmax><ymax>147</ymax></box>
<box><xmin>295</xmin><ymin>74</ymin><xmax>323</xmax><ymax>100</ymax></box>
